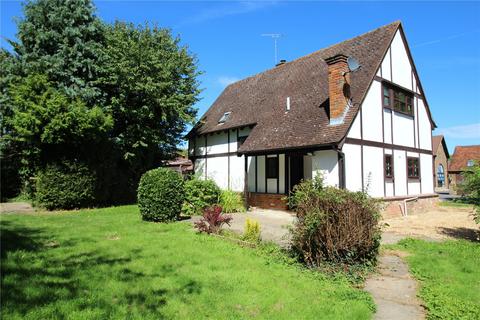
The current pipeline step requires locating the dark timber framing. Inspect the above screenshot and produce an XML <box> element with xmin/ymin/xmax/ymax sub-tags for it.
<box><xmin>345</xmin><ymin>138</ymin><xmax>432</xmax><ymax>155</ymax></box>
<box><xmin>227</xmin><ymin>130</ymin><xmax>230</xmax><ymax>189</ymax></box>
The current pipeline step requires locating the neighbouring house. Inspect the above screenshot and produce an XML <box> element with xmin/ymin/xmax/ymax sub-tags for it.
<box><xmin>164</xmin><ymin>156</ymin><xmax>193</xmax><ymax>176</ymax></box>
<box><xmin>449</xmin><ymin>145</ymin><xmax>480</xmax><ymax>194</ymax></box>
<box><xmin>187</xmin><ymin>21</ymin><xmax>437</xmax><ymax>213</ymax></box>
<box><xmin>432</xmin><ymin>135</ymin><xmax>450</xmax><ymax>192</ymax></box>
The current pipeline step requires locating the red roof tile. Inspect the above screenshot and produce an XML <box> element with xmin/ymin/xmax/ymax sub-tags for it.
<box><xmin>449</xmin><ymin>145</ymin><xmax>480</xmax><ymax>172</ymax></box>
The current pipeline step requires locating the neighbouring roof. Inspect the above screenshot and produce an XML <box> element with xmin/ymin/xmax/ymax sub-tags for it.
<box><xmin>432</xmin><ymin>135</ymin><xmax>449</xmax><ymax>158</ymax></box>
<box><xmin>188</xmin><ymin>21</ymin><xmax>432</xmax><ymax>154</ymax></box>
<box><xmin>165</xmin><ymin>157</ymin><xmax>194</xmax><ymax>173</ymax></box>
<box><xmin>449</xmin><ymin>145</ymin><xmax>480</xmax><ymax>172</ymax></box>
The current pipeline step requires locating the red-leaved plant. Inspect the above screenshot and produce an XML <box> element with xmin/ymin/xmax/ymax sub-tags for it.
<box><xmin>194</xmin><ymin>205</ymin><xmax>232</xmax><ymax>234</ymax></box>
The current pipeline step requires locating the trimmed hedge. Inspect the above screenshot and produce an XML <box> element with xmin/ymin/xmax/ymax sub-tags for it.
<box><xmin>36</xmin><ymin>161</ymin><xmax>96</xmax><ymax>210</ymax></box>
<box><xmin>137</xmin><ymin>168</ymin><xmax>185</xmax><ymax>222</ymax></box>
<box><xmin>182</xmin><ymin>178</ymin><xmax>221</xmax><ymax>216</ymax></box>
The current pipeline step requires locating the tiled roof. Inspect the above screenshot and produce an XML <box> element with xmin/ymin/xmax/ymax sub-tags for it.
<box><xmin>449</xmin><ymin>145</ymin><xmax>480</xmax><ymax>172</ymax></box>
<box><xmin>432</xmin><ymin>135</ymin><xmax>449</xmax><ymax>157</ymax></box>
<box><xmin>189</xmin><ymin>21</ymin><xmax>401</xmax><ymax>154</ymax></box>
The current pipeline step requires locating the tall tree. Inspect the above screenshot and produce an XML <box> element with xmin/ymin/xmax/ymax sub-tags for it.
<box><xmin>100</xmin><ymin>22</ymin><xmax>200</xmax><ymax>177</ymax></box>
<box><xmin>14</xmin><ymin>0</ymin><xmax>105</xmax><ymax>104</ymax></box>
<box><xmin>7</xmin><ymin>74</ymin><xmax>113</xmax><ymax>184</ymax></box>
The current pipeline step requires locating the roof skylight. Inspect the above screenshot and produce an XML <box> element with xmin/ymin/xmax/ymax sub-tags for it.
<box><xmin>218</xmin><ymin>112</ymin><xmax>231</xmax><ymax>124</ymax></box>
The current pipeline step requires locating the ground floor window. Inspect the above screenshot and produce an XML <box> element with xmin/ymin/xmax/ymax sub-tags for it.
<box><xmin>266</xmin><ymin>156</ymin><xmax>279</xmax><ymax>179</ymax></box>
<box><xmin>437</xmin><ymin>164</ymin><xmax>445</xmax><ymax>187</ymax></box>
<box><xmin>407</xmin><ymin>157</ymin><xmax>420</xmax><ymax>178</ymax></box>
<box><xmin>385</xmin><ymin>154</ymin><xmax>393</xmax><ymax>178</ymax></box>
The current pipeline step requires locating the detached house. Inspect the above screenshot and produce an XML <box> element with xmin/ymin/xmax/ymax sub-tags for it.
<box><xmin>187</xmin><ymin>21</ymin><xmax>437</xmax><ymax>210</ymax></box>
<box><xmin>449</xmin><ymin>145</ymin><xmax>480</xmax><ymax>194</ymax></box>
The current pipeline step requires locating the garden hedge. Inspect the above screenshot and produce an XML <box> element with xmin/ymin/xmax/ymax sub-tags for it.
<box><xmin>35</xmin><ymin>161</ymin><xmax>96</xmax><ymax>210</ymax></box>
<box><xmin>137</xmin><ymin>168</ymin><xmax>185</xmax><ymax>222</ymax></box>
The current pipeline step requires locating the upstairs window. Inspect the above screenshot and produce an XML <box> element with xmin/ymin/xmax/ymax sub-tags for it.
<box><xmin>218</xmin><ymin>112</ymin><xmax>231</xmax><ymax>124</ymax></box>
<box><xmin>467</xmin><ymin>159</ymin><xmax>474</xmax><ymax>167</ymax></box>
<box><xmin>266</xmin><ymin>156</ymin><xmax>279</xmax><ymax>179</ymax></box>
<box><xmin>385</xmin><ymin>154</ymin><xmax>393</xmax><ymax>178</ymax></box>
<box><xmin>237</xmin><ymin>136</ymin><xmax>247</xmax><ymax>149</ymax></box>
<box><xmin>382</xmin><ymin>83</ymin><xmax>414</xmax><ymax>116</ymax></box>
<box><xmin>407</xmin><ymin>157</ymin><xmax>420</xmax><ymax>178</ymax></box>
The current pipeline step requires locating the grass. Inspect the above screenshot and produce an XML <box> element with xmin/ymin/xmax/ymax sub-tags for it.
<box><xmin>1</xmin><ymin>205</ymin><xmax>374</xmax><ymax>319</ymax></box>
<box><xmin>438</xmin><ymin>201</ymin><xmax>473</xmax><ymax>208</ymax></box>
<box><xmin>389</xmin><ymin>238</ymin><xmax>480</xmax><ymax>320</ymax></box>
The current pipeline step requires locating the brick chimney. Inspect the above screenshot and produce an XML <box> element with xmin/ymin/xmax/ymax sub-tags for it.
<box><xmin>324</xmin><ymin>54</ymin><xmax>351</xmax><ymax>125</ymax></box>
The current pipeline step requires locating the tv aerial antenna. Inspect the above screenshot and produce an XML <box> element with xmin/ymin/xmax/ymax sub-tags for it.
<box><xmin>261</xmin><ymin>33</ymin><xmax>283</xmax><ymax>65</ymax></box>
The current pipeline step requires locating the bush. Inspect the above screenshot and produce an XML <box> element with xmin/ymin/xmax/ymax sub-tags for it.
<box><xmin>289</xmin><ymin>176</ymin><xmax>381</xmax><ymax>266</ymax></box>
<box><xmin>137</xmin><ymin>168</ymin><xmax>184</xmax><ymax>222</ymax></box>
<box><xmin>194</xmin><ymin>205</ymin><xmax>232</xmax><ymax>234</ymax></box>
<box><xmin>36</xmin><ymin>161</ymin><xmax>96</xmax><ymax>210</ymax></box>
<box><xmin>242</xmin><ymin>218</ymin><xmax>261</xmax><ymax>243</ymax></box>
<box><xmin>220</xmin><ymin>190</ymin><xmax>246</xmax><ymax>213</ymax></box>
<box><xmin>182</xmin><ymin>178</ymin><xmax>221</xmax><ymax>215</ymax></box>
<box><xmin>458</xmin><ymin>162</ymin><xmax>480</xmax><ymax>223</ymax></box>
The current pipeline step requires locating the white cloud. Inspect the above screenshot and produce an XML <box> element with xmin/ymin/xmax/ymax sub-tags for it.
<box><xmin>218</xmin><ymin>76</ymin><xmax>240</xmax><ymax>87</ymax></box>
<box><xmin>177</xmin><ymin>1</ymin><xmax>277</xmax><ymax>27</ymax></box>
<box><xmin>435</xmin><ymin>123</ymin><xmax>480</xmax><ymax>139</ymax></box>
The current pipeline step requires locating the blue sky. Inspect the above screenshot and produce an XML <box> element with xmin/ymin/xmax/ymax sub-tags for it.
<box><xmin>1</xmin><ymin>0</ymin><xmax>479</xmax><ymax>153</ymax></box>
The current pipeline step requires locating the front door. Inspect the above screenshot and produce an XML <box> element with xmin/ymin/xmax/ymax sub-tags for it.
<box><xmin>288</xmin><ymin>155</ymin><xmax>304</xmax><ymax>194</ymax></box>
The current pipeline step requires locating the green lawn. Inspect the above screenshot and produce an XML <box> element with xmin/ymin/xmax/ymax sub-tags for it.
<box><xmin>391</xmin><ymin>239</ymin><xmax>480</xmax><ymax>320</ymax></box>
<box><xmin>1</xmin><ymin>205</ymin><xmax>374</xmax><ymax>319</ymax></box>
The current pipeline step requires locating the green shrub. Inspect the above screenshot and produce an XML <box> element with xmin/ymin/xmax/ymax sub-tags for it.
<box><xmin>36</xmin><ymin>161</ymin><xmax>96</xmax><ymax>210</ymax></box>
<box><xmin>458</xmin><ymin>162</ymin><xmax>480</xmax><ymax>223</ymax></box>
<box><xmin>137</xmin><ymin>168</ymin><xmax>184</xmax><ymax>222</ymax></box>
<box><xmin>242</xmin><ymin>218</ymin><xmax>261</xmax><ymax>243</ymax></box>
<box><xmin>220</xmin><ymin>190</ymin><xmax>246</xmax><ymax>213</ymax></box>
<box><xmin>182</xmin><ymin>178</ymin><xmax>221</xmax><ymax>215</ymax></box>
<box><xmin>289</xmin><ymin>176</ymin><xmax>381</xmax><ymax>266</ymax></box>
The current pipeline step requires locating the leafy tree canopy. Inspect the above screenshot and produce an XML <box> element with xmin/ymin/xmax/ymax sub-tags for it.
<box><xmin>1</xmin><ymin>0</ymin><xmax>201</xmax><ymax>206</ymax></box>
<box><xmin>100</xmin><ymin>21</ymin><xmax>200</xmax><ymax>169</ymax></box>
<box><xmin>14</xmin><ymin>0</ymin><xmax>105</xmax><ymax>104</ymax></box>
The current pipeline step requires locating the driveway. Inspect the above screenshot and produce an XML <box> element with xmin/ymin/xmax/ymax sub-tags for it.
<box><xmin>0</xmin><ymin>202</ymin><xmax>34</xmax><ymax>214</ymax></box>
<box><xmin>226</xmin><ymin>209</ymin><xmax>295</xmax><ymax>246</ymax></box>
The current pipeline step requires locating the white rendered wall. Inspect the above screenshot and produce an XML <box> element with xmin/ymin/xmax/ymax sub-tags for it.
<box><xmin>303</xmin><ymin>155</ymin><xmax>313</xmax><ymax>180</ymax></box>
<box><xmin>312</xmin><ymin>150</ymin><xmax>339</xmax><ymax>187</ymax></box>
<box><xmin>206</xmin><ymin>132</ymin><xmax>229</xmax><ymax>154</ymax></box>
<box><xmin>390</xmin><ymin>30</ymin><xmax>413</xmax><ymax>90</ymax></box>
<box><xmin>194</xmin><ymin>158</ymin><xmax>206</xmax><ymax>178</ymax></box>
<box><xmin>392</xmin><ymin>112</ymin><xmax>415</xmax><ymax>147</ymax></box>
<box><xmin>381</xmin><ymin>48</ymin><xmax>392</xmax><ymax>81</ymax></box>
<box><xmin>194</xmin><ymin>136</ymin><xmax>206</xmax><ymax>156</ymax></box>
<box><xmin>383</xmin><ymin>109</ymin><xmax>392</xmax><ymax>144</ymax></box>
<box><xmin>420</xmin><ymin>154</ymin><xmax>434</xmax><ymax>194</ymax></box>
<box><xmin>347</xmin><ymin>113</ymin><xmax>362</xmax><ymax>139</ymax></box>
<box><xmin>362</xmin><ymin>146</ymin><xmax>384</xmax><ymax>197</ymax></box>
<box><xmin>279</xmin><ymin>154</ymin><xmax>286</xmax><ymax>194</ymax></box>
<box><xmin>230</xmin><ymin>155</ymin><xmax>245</xmax><ymax>192</ymax></box>
<box><xmin>229</xmin><ymin>129</ymin><xmax>238</xmax><ymax>152</ymax></box>
<box><xmin>247</xmin><ymin>156</ymin><xmax>256</xmax><ymax>192</ymax></box>
<box><xmin>361</xmin><ymin>81</ymin><xmax>383</xmax><ymax>142</ymax></box>
<box><xmin>418</xmin><ymin>99</ymin><xmax>432</xmax><ymax>150</ymax></box>
<box><xmin>343</xmin><ymin>143</ymin><xmax>362</xmax><ymax>192</ymax></box>
<box><xmin>393</xmin><ymin>150</ymin><xmax>407</xmax><ymax>196</ymax></box>
<box><xmin>206</xmin><ymin>156</ymin><xmax>228</xmax><ymax>189</ymax></box>
<box><xmin>257</xmin><ymin>156</ymin><xmax>266</xmax><ymax>193</ymax></box>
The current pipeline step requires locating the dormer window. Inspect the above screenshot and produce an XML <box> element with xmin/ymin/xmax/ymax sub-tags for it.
<box><xmin>382</xmin><ymin>83</ymin><xmax>414</xmax><ymax>116</ymax></box>
<box><xmin>218</xmin><ymin>112</ymin><xmax>231</xmax><ymax>124</ymax></box>
<box><xmin>467</xmin><ymin>159</ymin><xmax>474</xmax><ymax>167</ymax></box>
